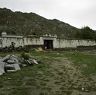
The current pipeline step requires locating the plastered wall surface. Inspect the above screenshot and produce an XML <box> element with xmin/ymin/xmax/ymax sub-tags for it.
<box><xmin>0</xmin><ymin>35</ymin><xmax>96</xmax><ymax>48</ymax></box>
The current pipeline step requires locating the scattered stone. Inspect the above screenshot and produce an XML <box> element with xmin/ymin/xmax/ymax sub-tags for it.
<box><xmin>1</xmin><ymin>55</ymin><xmax>10</xmax><ymax>62</ymax></box>
<box><xmin>81</xmin><ymin>87</ymin><xmax>85</xmax><ymax>91</ymax></box>
<box><xmin>29</xmin><ymin>59</ymin><xmax>39</xmax><ymax>64</ymax></box>
<box><xmin>5</xmin><ymin>63</ymin><xmax>20</xmax><ymax>72</ymax></box>
<box><xmin>0</xmin><ymin>54</ymin><xmax>39</xmax><ymax>75</ymax></box>
<box><xmin>7</xmin><ymin>60</ymin><xmax>16</xmax><ymax>64</ymax></box>
<box><xmin>57</xmin><ymin>53</ymin><xmax>60</xmax><ymax>55</ymax></box>
<box><xmin>10</xmin><ymin>55</ymin><xmax>19</xmax><ymax>63</ymax></box>
<box><xmin>8</xmin><ymin>78</ymin><xmax>12</xmax><ymax>80</ymax></box>
<box><xmin>36</xmin><ymin>47</ymin><xmax>43</xmax><ymax>52</ymax></box>
<box><xmin>0</xmin><ymin>62</ymin><xmax>6</xmax><ymax>75</ymax></box>
<box><xmin>85</xmin><ymin>89</ymin><xmax>89</xmax><ymax>92</ymax></box>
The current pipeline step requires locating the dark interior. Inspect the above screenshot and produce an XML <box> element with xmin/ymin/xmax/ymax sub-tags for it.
<box><xmin>44</xmin><ymin>40</ymin><xmax>53</xmax><ymax>49</ymax></box>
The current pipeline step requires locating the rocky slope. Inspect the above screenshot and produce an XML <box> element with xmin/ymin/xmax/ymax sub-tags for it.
<box><xmin>0</xmin><ymin>8</ymin><xmax>80</xmax><ymax>39</ymax></box>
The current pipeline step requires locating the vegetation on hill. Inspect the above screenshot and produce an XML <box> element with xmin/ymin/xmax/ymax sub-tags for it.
<box><xmin>76</xmin><ymin>26</ymin><xmax>96</xmax><ymax>40</ymax></box>
<box><xmin>0</xmin><ymin>8</ymin><xmax>96</xmax><ymax>40</ymax></box>
<box><xmin>0</xmin><ymin>8</ymin><xmax>80</xmax><ymax>38</ymax></box>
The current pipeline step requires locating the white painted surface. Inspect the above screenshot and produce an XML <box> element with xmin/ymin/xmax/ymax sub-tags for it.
<box><xmin>24</xmin><ymin>37</ymin><xmax>42</xmax><ymax>45</ymax></box>
<box><xmin>55</xmin><ymin>39</ymin><xmax>96</xmax><ymax>48</ymax></box>
<box><xmin>0</xmin><ymin>34</ymin><xmax>96</xmax><ymax>48</ymax></box>
<box><xmin>1</xmin><ymin>37</ymin><xmax>24</xmax><ymax>47</ymax></box>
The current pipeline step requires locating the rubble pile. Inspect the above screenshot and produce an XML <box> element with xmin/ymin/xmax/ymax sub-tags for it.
<box><xmin>0</xmin><ymin>54</ymin><xmax>39</xmax><ymax>75</ymax></box>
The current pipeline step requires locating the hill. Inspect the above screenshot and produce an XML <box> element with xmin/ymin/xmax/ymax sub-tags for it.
<box><xmin>0</xmin><ymin>8</ymin><xmax>81</xmax><ymax>39</ymax></box>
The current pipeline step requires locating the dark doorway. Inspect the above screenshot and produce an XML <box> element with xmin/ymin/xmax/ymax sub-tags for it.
<box><xmin>44</xmin><ymin>40</ymin><xmax>53</xmax><ymax>49</ymax></box>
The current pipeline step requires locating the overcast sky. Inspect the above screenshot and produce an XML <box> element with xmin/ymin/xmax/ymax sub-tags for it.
<box><xmin>0</xmin><ymin>0</ymin><xmax>96</xmax><ymax>30</ymax></box>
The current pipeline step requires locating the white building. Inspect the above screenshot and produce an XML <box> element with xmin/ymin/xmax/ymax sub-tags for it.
<box><xmin>0</xmin><ymin>32</ymin><xmax>96</xmax><ymax>49</ymax></box>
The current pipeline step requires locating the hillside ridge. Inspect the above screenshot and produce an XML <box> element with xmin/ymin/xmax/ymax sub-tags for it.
<box><xmin>0</xmin><ymin>8</ymin><xmax>84</xmax><ymax>39</ymax></box>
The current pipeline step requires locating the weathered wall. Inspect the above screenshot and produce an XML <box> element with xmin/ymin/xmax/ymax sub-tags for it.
<box><xmin>0</xmin><ymin>39</ymin><xmax>2</xmax><ymax>47</ymax></box>
<box><xmin>55</xmin><ymin>39</ymin><xmax>96</xmax><ymax>48</ymax></box>
<box><xmin>1</xmin><ymin>36</ymin><xmax>96</xmax><ymax>49</ymax></box>
<box><xmin>24</xmin><ymin>37</ymin><xmax>43</xmax><ymax>46</ymax></box>
<box><xmin>41</xmin><ymin>37</ymin><xmax>57</xmax><ymax>48</ymax></box>
<box><xmin>1</xmin><ymin>37</ymin><xmax>24</xmax><ymax>47</ymax></box>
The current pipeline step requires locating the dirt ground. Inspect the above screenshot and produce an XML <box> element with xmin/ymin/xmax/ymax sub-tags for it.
<box><xmin>41</xmin><ymin>57</ymin><xmax>96</xmax><ymax>95</ymax></box>
<box><xmin>0</xmin><ymin>51</ymin><xmax>96</xmax><ymax>95</ymax></box>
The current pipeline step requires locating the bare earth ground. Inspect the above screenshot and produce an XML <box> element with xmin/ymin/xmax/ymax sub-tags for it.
<box><xmin>0</xmin><ymin>51</ymin><xmax>96</xmax><ymax>95</ymax></box>
<box><xmin>48</xmin><ymin>57</ymin><xmax>96</xmax><ymax>95</ymax></box>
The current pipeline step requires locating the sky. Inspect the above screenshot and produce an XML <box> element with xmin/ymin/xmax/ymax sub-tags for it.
<box><xmin>0</xmin><ymin>0</ymin><xmax>96</xmax><ymax>30</ymax></box>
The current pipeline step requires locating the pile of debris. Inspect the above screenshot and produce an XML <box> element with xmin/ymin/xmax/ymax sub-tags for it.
<box><xmin>0</xmin><ymin>54</ymin><xmax>39</xmax><ymax>75</ymax></box>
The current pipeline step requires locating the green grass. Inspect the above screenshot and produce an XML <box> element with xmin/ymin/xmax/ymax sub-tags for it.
<box><xmin>31</xmin><ymin>50</ymin><xmax>96</xmax><ymax>75</ymax></box>
<box><xmin>1</xmin><ymin>50</ymin><xmax>96</xmax><ymax>75</ymax></box>
<box><xmin>0</xmin><ymin>50</ymin><xmax>96</xmax><ymax>95</ymax></box>
<box><xmin>63</xmin><ymin>51</ymin><xmax>96</xmax><ymax>75</ymax></box>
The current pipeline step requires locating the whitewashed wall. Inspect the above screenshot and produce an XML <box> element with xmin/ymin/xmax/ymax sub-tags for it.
<box><xmin>1</xmin><ymin>36</ymin><xmax>96</xmax><ymax>49</ymax></box>
<box><xmin>24</xmin><ymin>37</ymin><xmax>43</xmax><ymax>46</ymax></box>
<box><xmin>55</xmin><ymin>39</ymin><xmax>96</xmax><ymax>48</ymax></box>
<box><xmin>2</xmin><ymin>37</ymin><xmax>24</xmax><ymax>47</ymax></box>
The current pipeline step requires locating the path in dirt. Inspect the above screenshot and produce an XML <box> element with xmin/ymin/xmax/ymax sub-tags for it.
<box><xmin>46</xmin><ymin>57</ymin><xmax>96</xmax><ymax>95</ymax></box>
